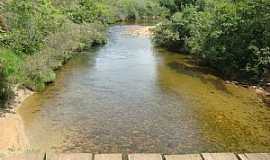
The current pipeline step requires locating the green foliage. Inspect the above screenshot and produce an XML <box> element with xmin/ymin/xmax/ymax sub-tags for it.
<box><xmin>116</xmin><ymin>0</ymin><xmax>168</xmax><ymax>20</ymax></box>
<box><xmin>68</xmin><ymin>0</ymin><xmax>118</xmax><ymax>24</ymax></box>
<box><xmin>0</xmin><ymin>71</ymin><xmax>7</xmax><ymax>106</ymax></box>
<box><xmin>67</xmin><ymin>0</ymin><xmax>168</xmax><ymax>23</ymax></box>
<box><xmin>0</xmin><ymin>68</ymin><xmax>10</xmax><ymax>106</ymax></box>
<box><xmin>0</xmin><ymin>53</ymin><xmax>13</xmax><ymax>106</ymax></box>
<box><xmin>1</xmin><ymin>0</ymin><xmax>64</xmax><ymax>55</ymax></box>
<box><xmin>0</xmin><ymin>0</ymin><xmax>108</xmax><ymax>104</ymax></box>
<box><xmin>153</xmin><ymin>0</ymin><xmax>270</xmax><ymax>82</ymax></box>
<box><xmin>0</xmin><ymin>49</ymin><xmax>25</xmax><ymax>83</ymax></box>
<box><xmin>153</xmin><ymin>6</ymin><xmax>199</xmax><ymax>50</ymax></box>
<box><xmin>152</xmin><ymin>20</ymin><xmax>181</xmax><ymax>50</ymax></box>
<box><xmin>159</xmin><ymin>0</ymin><xmax>197</xmax><ymax>13</ymax></box>
<box><xmin>192</xmin><ymin>0</ymin><xmax>270</xmax><ymax>81</ymax></box>
<box><xmin>23</xmin><ymin>21</ymin><xmax>107</xmax><ymax>91</ymax></box>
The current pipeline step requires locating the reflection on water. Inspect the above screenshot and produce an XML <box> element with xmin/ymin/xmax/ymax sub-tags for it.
<box><xmin>18</xmin><ymin>25</ymin><xmax>270</xmax><ymax>154</ymax></box>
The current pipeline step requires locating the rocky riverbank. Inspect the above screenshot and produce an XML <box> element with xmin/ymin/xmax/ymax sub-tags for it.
<box><xmin>224</xmin><ymin>80</ymin><xmax>270</xmax><ymax>106</ymax></box>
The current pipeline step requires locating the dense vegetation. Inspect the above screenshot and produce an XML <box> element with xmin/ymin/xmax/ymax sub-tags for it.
<box><xmin>0</xmin><ymin>0</ymin><xmax>167</xmax><ymax>107</ymax></box>
<box><xmin>0</xmin><ymin>64</ymin><xmax>11</xmax><ymax>106</ymax></box>
<box><xmin>153</xmin><ymin>0</ymin><xmax>270</xmax><ymax>83</ymax></box>
<box><xmin>66</xmin><ymin>0</ymin><xmax>168</xmax><ymax>24</ymax></box>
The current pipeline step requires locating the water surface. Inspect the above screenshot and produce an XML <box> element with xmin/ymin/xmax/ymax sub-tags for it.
<box><xmin>19</xmin><ymin>25</ymin><xmax>270</xmax><ymax>153</ymax></box>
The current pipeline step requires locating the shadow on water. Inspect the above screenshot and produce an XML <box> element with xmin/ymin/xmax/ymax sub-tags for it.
<box><xmin>156</xmin><ymin>49</ymin><xmax>270</xmax><ymax>153</ymax></box>
<box><xmin>18</xmin><ymin>25</ymin><xmax>270</xmax><ymax>154</ymax></box>
<box><xmin>168</xmin><ymin>61</ymin><xmax>230</xmax><ymax>94</ymax></box>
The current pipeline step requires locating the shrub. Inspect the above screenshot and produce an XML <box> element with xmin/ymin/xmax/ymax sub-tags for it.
<box><xmin>67</xmin><ymin>0</ymin><xmax>168</xmax><ymax>23</ymax></box>
<box><xmin>116</xmin><ymin>0</ymin><xmax>168</xmax><ymax>20</ymax></box>
<box><xmin>191</xmin><ymin>0</ymin><xmax>270</xmax><ymax>81</ymax></box>
<box><xmin>67</xmin><ymin>0</ymin><xmax>118</xmax><ymax>24</ymax></box>
<box><xmin>1</xmin><ymin>0</ymin><xmax>64</xmax><ymax>55</ymax></box>
<box><xmin>23</xmin><ymin>21</ymin><xmax>107</xmax><ymax>91</ymax></box>
<box><xmin>152</xmin><ymin>20</ymin><xmax>181</xmax><ymax>50</ymax></box>
<box><xmin>152</xmin><ymin>6</ymin><xmax>199</xmax><ymax>51</ymax></box>
<box><xmin>153</xmin><ymin>0</ymin><xmax>270</xmax><ymax>82</ymax></box>
<box><xmin>0</xmin><ymin>61</ymin><xmax>12</xmax><ymax>106</ymax></box>
<box><xmin>159</xmin><ymin>0</ymin><xmax>197</xmax><ymax>13</ymax></box>
<box><xmin>0</xmin><ymin>49</ymin><xmax>25</xmax><ymax>84</ymax></box>
<box><xmin>0</xmin><ymin>0</ymin><xmax>109</xmax><ymax>104</ymax></box>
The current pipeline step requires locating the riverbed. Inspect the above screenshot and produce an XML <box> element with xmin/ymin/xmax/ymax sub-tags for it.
<box><xmin>18</xmin><ymin>25</ymin><xmax>270</xmax><ymax>154</ymax></box>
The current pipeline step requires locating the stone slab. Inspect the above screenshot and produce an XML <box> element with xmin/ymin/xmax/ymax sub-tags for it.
<box><xmin>46</xmin><ymin>153</ymin><xmax>92</xmax><ymax>160</ymax></box>
<box><xmin>95</xmin><ymin>154</ymin><xmax>122</xmax><ymax>160</ymax></box>
<box><xmin>238</xmin><ymin>153</ymin><xmax>270</xmax><ymax>160</ymax></box>
<box><xmin>128</xmin><ymin>154</ymin><xmax>162</xmax><ymax>160</ymax></box>
<box><xmin>165</xmin><ymin>154</ymin><xmax>202</xmax><ymax>160</ymax></box>
<box><xmin>202</xmin><ymin>153</ymin><xmax>238</xmax><ymax>160</ymax></box>
<box><xmin>4</xmin><ymin>152</ymin><xmax>45</xmax><ymax>160</ymax></box>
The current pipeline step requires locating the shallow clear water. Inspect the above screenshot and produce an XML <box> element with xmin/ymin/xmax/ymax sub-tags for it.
<box><xmin>18</xmin><ymin>25</ymin><xmax>270</xmax><ymax>154</ymax></box>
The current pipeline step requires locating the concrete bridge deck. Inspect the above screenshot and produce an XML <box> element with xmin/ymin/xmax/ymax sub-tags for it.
<box><xmin>2</xmin><ymin>153</ymin><xmax>270</xmax><ymax>160</ymax></box>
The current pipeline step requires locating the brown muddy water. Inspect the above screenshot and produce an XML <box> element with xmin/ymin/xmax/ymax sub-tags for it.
<box><xmin>18</xmin><ymin>25</ymin><xmax>270</xmax><ymax>154</ymax></box>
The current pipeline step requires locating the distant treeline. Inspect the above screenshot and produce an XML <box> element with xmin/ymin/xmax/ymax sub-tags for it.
<box><xmin>152</xmin><ymin>0</ymin><xmax>270</xmax><ymax>83</ymax></box>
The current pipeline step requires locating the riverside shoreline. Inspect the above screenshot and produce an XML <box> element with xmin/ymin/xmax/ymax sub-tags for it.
<box><xmin>0</xmin><ymin>86</ymin><xmax>33</xmax><ymax>157</ymax></box>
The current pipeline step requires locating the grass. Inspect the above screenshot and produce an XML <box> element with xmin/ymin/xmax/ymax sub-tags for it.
<box><xmin>0</xmin><ymin>49</ymin><xmax>25</xmax><ymax>84</ymax></box>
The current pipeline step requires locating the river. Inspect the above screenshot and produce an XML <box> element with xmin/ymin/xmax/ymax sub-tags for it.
<box><xmin>18</xmin><ymin>25</ymin><xmax>270</xmax><ymax>154</ymax></box>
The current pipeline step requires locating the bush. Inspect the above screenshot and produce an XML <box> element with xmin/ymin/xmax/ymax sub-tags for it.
<box><xmin>67</xmin><ymin>0</ymin><xmax>168</xmax><ymax>23</ymax></box>
<box><xmin>0</xmin><ymin>49</ymin><xmax>25</xmax><ymax>83</ymax></box>
<box><xmin>1</xmin><ymin>0</ymin><xmax>64</xmax><ymax>55</ymax></box>
<box><xmin>0</xmin><ymin>0</ymin><xmax>108</xmax><ymax>94</ymax></box>
<box><xmin>67</xmin><ymin>0</ymin><xmax>118</xmax><ymax>24</ymax></box>
<box><xmin>0</xmin><ymin>61</ymin><xmax>12</xmax><ymax>106</ymax></box>
<box><xmin>153</xmin><ymin>0</ymin><xmax>270</xmax><ymax>82</ymax></box>
<box><xmin>116</xmin><ymin>0</ymin><xmax>168</xmax><ymax>20</ymax></box>
<box><xmin>152</xmin><ymin>6</ymin><xmax>198</xmax><ymax>51</ymax></box>
<box><xmin>23</xmin><ymin>21</ymin><xmax>107</xmax><ymax>91</ymax></box>
<box><xmin>191</xmin><ymin>0</ymin><xmax>270</xmax><ymax>81</ymax></box>
<box><xmin>159</xmin><ymin>0</ymin><xmax>197</xmax><ymax>13</ymax></box>
<box><xmin>152</xmin><ymin>20</ymin><xmax>181</xmax><ymax>50</ymax></box>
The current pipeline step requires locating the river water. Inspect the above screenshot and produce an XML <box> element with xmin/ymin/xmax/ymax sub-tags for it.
<box><xmin>18</xmin><ymin>25</ymin><xmax>270</xmax><ymax>154</ymax></box>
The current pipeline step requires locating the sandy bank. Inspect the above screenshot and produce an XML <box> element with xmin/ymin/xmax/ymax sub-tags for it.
<box><xmin>0</xmin><ymin>87</ymin><xmax>33</xmax><ymax>156</ymax></box>
<box><xmin>0</xmin><ymin>114</ymin><xmax>29</xmax><ymax>153</ymax></box>
<box><xmin>124</xmin><ymin>26</ymin><xmax>155</xmax><ymax>37</ymax></box>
